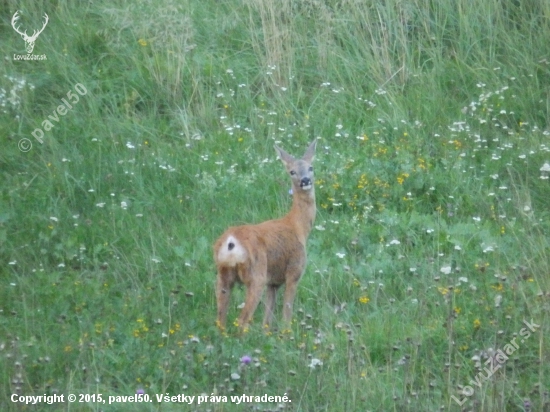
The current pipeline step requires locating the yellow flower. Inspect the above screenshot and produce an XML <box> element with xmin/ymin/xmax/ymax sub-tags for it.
<box><xmin>437</xmin><ymin>286</ymin><xmax>449</xmax><ymax>296</ymax></box>
<box><xmin>473</xmin><ymin>319</ymin><xmax>481</xmax><ymax>329</ymax></box>
<box><xmin>138</xmin><ymin>39</ymin><xmax>148</xmax><ymax>46</ymax></box>
<box><xmin>359</xmin><ymin>296</ymin><xmax>370</xmax><ymax>304</ymax></box>
<box><xmin>396</xmin><ymin>173</ymin><xmax>409</xmax><ymax>185</ymax></box>
<box><xmin>357</xmin><ymin>173</ymin><xmax>368</xmax><ymax>189</ymax></box>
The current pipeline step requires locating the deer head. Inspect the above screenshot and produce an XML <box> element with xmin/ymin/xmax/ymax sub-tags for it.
<box><xmin>11</xmin><ymin>11</ymin><xmax>49</xmax><ymax>54</ymax></box>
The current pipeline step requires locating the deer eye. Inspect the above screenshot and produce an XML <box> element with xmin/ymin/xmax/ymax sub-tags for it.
<box><xmin>290</xmin><ymin>170</ymin><xmax>296</xmax><ymax>176</ymax></box>
<box><xmin>309</xmin><ymin>166</ymin><xmax>313</xmax><ymax>172</ymax></box>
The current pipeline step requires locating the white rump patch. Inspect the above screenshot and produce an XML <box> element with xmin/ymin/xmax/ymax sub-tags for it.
<box><xmin>217</xmin><ymin>235</ymin><xmax>247</xmax><ymax>265</ymax></box>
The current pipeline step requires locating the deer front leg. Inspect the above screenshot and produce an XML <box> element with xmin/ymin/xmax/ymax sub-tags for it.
<box><xmin>263</xmin><ymin>285</ymin><xmax>278</xmax><ymax>329</ymax></box>
<box><xmin>216</xmin><ymin>266</ymin><xmax>236</xmax><ymax>330</ymax></box>
<box><xmin>282</xmin><ymin>269</ymin><xmax>304</xmax><ymax>326</ymax></box>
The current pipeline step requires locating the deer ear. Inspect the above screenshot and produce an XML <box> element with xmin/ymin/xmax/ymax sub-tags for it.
<box><xmin>302</xmin><ymin>139</ymin><xmax>317</xmax><ymax>162</ymax></box>
<box><xmin>274</xmin><ymin>145</ymin><xmax>295</xmax><ymax>166</ymax></box>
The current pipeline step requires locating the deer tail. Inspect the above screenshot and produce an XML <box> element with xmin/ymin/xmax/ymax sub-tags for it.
<box><xmin>216</xmin><ymin>234</ymin><xmax>247</xmax><ymax>266</ymax></box>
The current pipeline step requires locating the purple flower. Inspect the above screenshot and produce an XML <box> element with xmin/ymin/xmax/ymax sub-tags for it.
<box><xmin>136</xmin><ymin>388</ymin><xmax>145</xmax><ymax>395</ymax></box>
<box><xmin>240</xmin><ymin>355</ymin><xmax>252</xmax><ymax>365</ymax></box>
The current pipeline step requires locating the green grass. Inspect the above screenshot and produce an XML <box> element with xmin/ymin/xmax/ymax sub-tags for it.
<box><xmin>1</xmin><ymin>0</ymin><xmax>549</xmax><ymax>410</ymax></box>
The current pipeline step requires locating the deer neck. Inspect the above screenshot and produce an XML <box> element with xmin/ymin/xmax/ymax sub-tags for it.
<box><xmin>286</xmin><ymin>187</ymin><xmax>316</xmax><ymax>244</ymax></box>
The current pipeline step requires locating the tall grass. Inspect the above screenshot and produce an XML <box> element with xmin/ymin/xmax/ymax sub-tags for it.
<box><xmin>1</xmin><ymin>0</ymin><xmax>549</xmax><ymax>410</ymax></box>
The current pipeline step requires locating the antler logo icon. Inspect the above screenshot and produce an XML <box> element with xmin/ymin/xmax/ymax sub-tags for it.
<box><xmin>11</xmin><ymin>11</ymin><xmax>49</xmax><ymax>54</ymax></box>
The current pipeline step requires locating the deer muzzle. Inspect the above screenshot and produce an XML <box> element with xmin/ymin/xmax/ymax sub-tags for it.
<box><xmin>300</xmin><ymin>177</ymin><xmax>312</xmax><ymax>189</ymax></box>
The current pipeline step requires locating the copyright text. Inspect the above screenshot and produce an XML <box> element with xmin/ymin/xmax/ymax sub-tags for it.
<box><xmin>10</xmin><ymin>392</ymin><xmax>292</xmax><ymax>405</ymax></box>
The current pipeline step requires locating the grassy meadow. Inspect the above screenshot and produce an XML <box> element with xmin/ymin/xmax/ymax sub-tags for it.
<box><xmin>1</xmin><ymin>0</ymin><xmax>550</xmax><ymax>410</ymax></box>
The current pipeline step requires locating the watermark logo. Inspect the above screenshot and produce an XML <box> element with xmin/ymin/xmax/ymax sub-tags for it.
<box><xmin>451</xmin><ymin>318</ymin><xmax>540</xmax><ymax>406</ymax></box>
<box><xmin>19</xmin><ymin>83</ymin><xmax>88</xmax><ymax>152</ymax></box>
<box><xmin>11</xmin><ymin>10</ymin><xmax>48</xmax><ymax>60</ymax></box>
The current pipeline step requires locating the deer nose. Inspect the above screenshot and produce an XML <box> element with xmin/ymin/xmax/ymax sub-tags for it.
<box><xmin>300</xmin><ymin>177</ymin><xmax>312</xmax><ymax>187</ymax></box>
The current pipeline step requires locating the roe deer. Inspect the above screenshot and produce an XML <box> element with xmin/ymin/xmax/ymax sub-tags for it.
<box><xmin>213</xmin><ymin>139</ymin><xmax>317</xmax><ymax>331</ymax></box>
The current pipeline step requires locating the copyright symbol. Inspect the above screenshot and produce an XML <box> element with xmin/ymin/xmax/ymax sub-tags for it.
<box><xmin>18</xmin><ymin>138</ymin><xmax>32</xmax><ymax>152</ymax></box>
<box><xmin>68</xmin><ymin>394</ymin><xmax>76</xmax><ymax>402</ymax></box>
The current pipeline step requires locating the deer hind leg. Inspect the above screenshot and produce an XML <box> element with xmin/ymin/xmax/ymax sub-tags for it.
<box><xmin>237</xmin><ymin>257</ymin><xmax>268</xmax><ymax>330</ymax></box>
<box><xmin>263</xmin><ymin>285</ymin><xmax>279</xmax><ymax>329</ymax></box>
<box><xmin>216</xmin><ymin>265</ymin><xmax>237</xmax><ymax>329</ymax></box>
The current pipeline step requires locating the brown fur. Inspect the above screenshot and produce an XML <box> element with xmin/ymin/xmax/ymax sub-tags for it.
<box><xmin>213</xmin><ymin>140</ymin><xmax>317</xmax><ymax>330</ymax></box>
